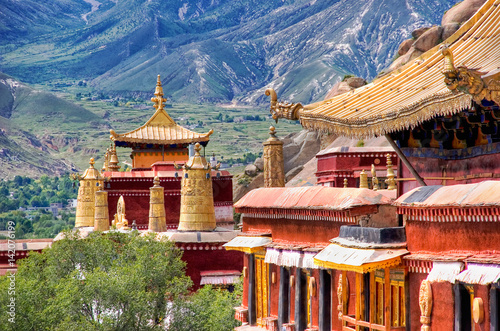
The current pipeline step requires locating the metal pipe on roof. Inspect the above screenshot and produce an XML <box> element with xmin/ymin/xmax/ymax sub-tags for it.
<box><xmin>384</xmin><ymin>134</ymin><xmax>427</xmax><ymax>187</ymax></box>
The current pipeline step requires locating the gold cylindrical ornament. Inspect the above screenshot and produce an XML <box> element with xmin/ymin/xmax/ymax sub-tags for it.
<box><xmin>94</xmin><ymin>189</ymin><xmax>110</xmax><ymax>231</ymax></box>
<box><xmin>263</xmin><ymin>126</ymin><xmax>285</xmax><ymax>187</ymax></box>
<box><xmin>178</xmin><ymin>143</ymin><xmax>216</xmax><ymax>231</ymax></box>
<box><xmin>149</xmin><ymin>176</ymin><xmax>167</xmax><ymax>232</ymax></box>
<box><xmin>359</xmin><ymin>170</ymin><xmax>368</xmax><ymax>188</ymax></box>
<box><xmin>75</xmin><ymin>158</ymin><xmax>104</xmax><ymax>227</ymax></box>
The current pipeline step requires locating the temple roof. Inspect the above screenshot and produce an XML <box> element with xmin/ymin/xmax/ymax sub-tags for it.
<box><xmin>235</xmin><ymin>186</ymin><xmax>392</xmax><ymax>212</ymax></box>
<box><xmin>269</xmin><ymin>0</ymin><xmax>500</xmax><ymax>139</ymax></box>
<box><xmin>394</xmin><ymin>181</ymin><xmax>500</xmax><ymax>208</ymax></box>
<box><xmin>110</xmin><ymin>75</ymin><xmax>213</xmax><ymax>145</ymax></box>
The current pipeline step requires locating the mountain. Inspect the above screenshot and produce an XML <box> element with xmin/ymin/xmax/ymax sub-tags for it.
<box><xmin>0</xmin><ymin>72</ymin><xmax>103</xmax><ymax>179</ymax></box>
<box><xmin>0</xmin><ymin>0</ymin><xmax>461</xmax><ymax>104</ymax></box>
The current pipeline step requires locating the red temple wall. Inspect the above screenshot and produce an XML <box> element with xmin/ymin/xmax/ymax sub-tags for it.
<box><xmin>242</xmin><ymin>254</ymin><xmax>249</xmax><ymax>309</ymax></box>
<box><xmin>474</xmin><ymin>284</ymin><xmax>491</xmax><ymax>331</ymax></box>
<box><xmin>316</xmin><ymin>154</ymin><xmax>397</xmax><ymax>173</ymax></box>
<box><xmin>290</xmin><ymin>266</ymin><xmax>296</xmax><ymax>323</ymax></box>
<box><xmin>401</xmin><ymin>153</ymin><xmax>500</xmax><ymax>194</ymax></box>
<box><xmin>429</xmin><ymin>281</ymin><xmax>454</xmax><ymax>331</ymax></box>
<box><xmin>311</xmin><ymin>268</ymin><xmax>320</xmax><ymax>328</ymax></box>
<box><xmin>104</xmin><ymin>176</ymin><xmax>232</xmax><ymax>229</ymax></box>
<box><xmin>242</xmin><ymin>216</ymin><xmax>346</xmax><ymax>245</ymax></box>
<box><xmin>180</xmin><ymin>247</ymin><xmax>243</xmax><ymax>291</ymax></box>
<box><xmin>270</xmin><ymin>263</ymin><xmax>279</xmax><ymax>318</ymax></box>
<box><xmin>408</xmin><ymin>272</ymin><xmax>427</xmax><ymax>331</ymax></box>
<box><xmin>406</xmin><ymin>220</ymin><xmax>500</xmax><ymax>252</ymax></box>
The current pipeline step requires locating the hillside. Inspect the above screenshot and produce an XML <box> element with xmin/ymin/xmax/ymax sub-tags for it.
<box><xmin>0</xmin><ymin>0</ymin><xmax>461</xmax><ymax>104</ymax></box>
<box><xmin>0</xmin><ymin>72</ymin><xmax>303</xmax><ymax>179</ymax></box>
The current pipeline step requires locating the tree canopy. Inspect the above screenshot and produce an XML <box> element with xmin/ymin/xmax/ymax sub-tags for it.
<box><xmin>0</xmin><ymin>231</ymin><xmax>241</xmax><ymax>331</ymax></box>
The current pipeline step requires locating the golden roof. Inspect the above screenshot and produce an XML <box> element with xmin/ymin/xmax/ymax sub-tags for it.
<box><xmin>110</xmin><ymin>75</ymin><xmax>213</xmax><ymax>145</ymax></box>
<box><xmin>268</xmin><ymin>0</ymin><xmax>500</xmax><ymax>139</ymax></box>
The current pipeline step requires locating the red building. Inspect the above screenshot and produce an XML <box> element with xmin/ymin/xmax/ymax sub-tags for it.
<box><xmin>315</xmin><ymin>146</ymin><xmax>397</xmax><ymax>188</ymax></box>
<box><xmin>230</xmin><ymin>0</ymin><xmax>500</xmax><ymax>330</ymax></box>
<box><xmin>70</xmin><ymin>77</ymin><xmax>242</xmax><ymax>290</ymax></box>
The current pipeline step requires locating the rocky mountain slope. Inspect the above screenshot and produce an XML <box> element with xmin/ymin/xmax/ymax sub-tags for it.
<box><xmin>0</xmin><ymin>0</ymin><xmax>461</xmax><ymax>104</ymax></box>
<box><xmin>0</xmin><ymin>72</ymin><xmax>98</xmax><ymax>179</ymax></box>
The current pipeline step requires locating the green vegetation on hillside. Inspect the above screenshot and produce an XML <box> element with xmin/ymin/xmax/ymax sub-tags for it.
<box><xmin>0</xmin><ymin>175</ymin><xmax>77</xmax><ymax>239</ymax></box>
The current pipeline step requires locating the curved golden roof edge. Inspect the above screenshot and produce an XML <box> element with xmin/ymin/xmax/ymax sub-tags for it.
<box><xmin>274</xmin><ymin>0</ymin><xmax>499</xmax><ymax>139</ymax></box>
<box><xmin>300</xmin><ymin>92</ymin><xmax>472</xmax><ymax>139</ymax></box>
<box><xmin>110</xmin><ymin>121</ymin><xmax>213</xmax><ymax>144</ymax></box>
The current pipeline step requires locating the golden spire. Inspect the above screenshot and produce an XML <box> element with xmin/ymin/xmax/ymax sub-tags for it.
<box><xmin>263</xmin><ymin>126</ymin><xmax>285</xmax><ymax>187</ymax></box>
<box><xmin>149</xmin><ymin>176</ymin><xmax>167</xmax><ymax>232</ymax></box>
<box><xmin>101</xmin><ymin>148</ymin><xmax>110</xmax><ymax>172</ymax></box>
<box><xmin>94</xmin><ymin>183</ymin><xmax>110</xmax><ymax>231</ymax></box>
<box><xmin>108</xmin><ymin>143</ymin><xmax>121</xmax><ymax>172</ymax></box>
<box><xmin>343</xmin><ymin>178</ymin><xmax>348</xmax><ymax>188</ymax></box>
<box><xmin>371</xmin><ymin>164</ymin><xmax>379</xmax><ymax>191</ymax></box>
<box><xmin>151</xmin><ymin>75</ymin><xmax>167</xmax><ymax>111</ymax></box>
<box><xmin>385</xmin><ymin>154</ymin><xmax>397</xmax><ymax>190</ymax></box>
<box><xmin>359</xmin><ymin>170</ymin><xmax>368</xmax><ymax>189</ymax></box>
<box><xmin>178</xmin><ymin>143</ymin><xmax>216</xmax><ymax>231</ymax></box>
<box><xmin>74</xmin><ymin>157</ymin><xmax>104</xmax><ymax>228</ymax></box>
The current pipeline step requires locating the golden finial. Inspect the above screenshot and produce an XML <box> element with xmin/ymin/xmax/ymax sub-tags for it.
<box><xmin>359</xmin><ymin>170</ymin><xmax>368</xmax><ymax>188</ymax></box>
<box><xmin>371</xmin><ymin>164</ymin><xmax>379</xmax><ymax>191</ymax></box>
<box><xmin>151</xmin><ymin>75</ymin><xmax>167</xmax><ymax>111</ymax></box>
<box><xmin>194</xmin><ymin>143</ymin><xmax>202</xmax><ymax>155</ymax></box>
<box><xmin>343</xmin><ymin>178</ymin><xmax>348</xmax><ymax>188</ymax></box>
<box><xmin>385</xmin><ymin>154</ymin><xmax>397</xmax><ymax>190</ymax></box>
<box><xmin>89</xmin><ymin>158</ymin><xmax>95</xmax><ymax>167</ymax></box>
<box><xmin>269</xmin><ymin>126</ymin><xmax>277</xmax><ymax>138</ymax></box>
<box><xmin>153</xmin><ymin>176</ymin><xmax>160</xmax><ymax>187</ymax></box>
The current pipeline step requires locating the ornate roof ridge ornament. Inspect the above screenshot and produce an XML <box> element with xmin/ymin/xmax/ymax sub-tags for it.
<box><xmin>265</xmin><ymin>88</ymin><xmax>304</xmax><ymax>123</ymax></box>
<box><xmin>441</xmin><ymin>44</ymin><xmax>500</xmax><ymax>106</ymax></box>
<box><xmin>152</xmin><ymin>74</ymin><xmax>167</xmax><ymax>111</ymax></box>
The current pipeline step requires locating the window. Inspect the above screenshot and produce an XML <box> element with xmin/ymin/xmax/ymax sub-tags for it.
<box><xmin>454</xmin><ymin>283</ymin><xmax>472</xmax><ymax>331</ymax></box>
<box><xmin>339</xmin><ymin>268</ymin><xmax>406</xmax><ymax>330</ymax></box>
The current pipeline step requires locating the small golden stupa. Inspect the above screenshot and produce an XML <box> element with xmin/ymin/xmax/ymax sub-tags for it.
<box><xmin>263</xmin><ymin>126</ymin><xmax>285</xmax><ymax>187</ymax></box>
<box><xmin>74</xmin><ymin>158</ymin><xmax>104</xmax><ymax>227</ymax></box>
<box><xmin>178</xmin><ymin>143</ymin><xmax>216</xmax><ymax>231</ymax></box>
<box><xmin>148</xmin><ymin>176</ymin><xmax>167</xmax><ymax>232</ymax></box>
<box><xmin>93</xmin><ymin>183</ymin><xmax>110</xmax><ymax>231</ymax></box>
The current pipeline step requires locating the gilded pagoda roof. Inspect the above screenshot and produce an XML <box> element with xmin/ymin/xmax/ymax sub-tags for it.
<box><xmin>269</xmin><ymin>0</ymin><xmax>500</xmax><ymax>139</ymax></box>
<box><xmin>110</xmin><ymin>75</ymin><xmax>213</xmax><ymax>145</ymax></box>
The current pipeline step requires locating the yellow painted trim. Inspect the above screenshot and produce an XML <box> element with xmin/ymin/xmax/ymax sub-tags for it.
<box><xmin>224</xmin><ymin>246</ymin><xmax>266</xmax><ymax>254</ymax></box>
<box><xmin>314</xmin><ymin>256</ymin><xmax>402</xmax><ymax>273</ymax></box>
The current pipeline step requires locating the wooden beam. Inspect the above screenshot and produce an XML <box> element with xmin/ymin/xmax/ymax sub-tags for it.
<box><xmin>385</xmin><ymin>134</ymin><xmax>426</xmax><ymax>187</ymax></box>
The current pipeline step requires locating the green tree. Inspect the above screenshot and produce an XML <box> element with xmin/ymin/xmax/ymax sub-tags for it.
<box><xmin>0</xmin><ymin>231</ymin><xmax>192</xmax><ymax>330</ymax></box>
<box><xmin>168</xmin><ymin>284</ymin><xmax>241</xmax><ymax>331</ymax></box>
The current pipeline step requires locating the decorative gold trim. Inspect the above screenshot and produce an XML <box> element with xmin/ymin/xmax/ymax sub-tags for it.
<box><xmin>314</xmin><ymin>256</ymin><xmax>403</xmax><ymax>273</ymax></box>
<box><xmin>265</xmin><ymin>88</ymin><xmax>303</xmax><ymax>123</ymax></box>
<box><xmin>441</xmin><ymin>45</ymin><xmax>500</xmax><ymax>106</ymax></box>
<box><xmin>419</xmin><ymin>279</ymin><xmax>432</xmax><ymax>331</ymax></box>
<box><xmin>299</xmin><ymin>92</ymin><xmax>472</xmax><ymax>139</ymax></box>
